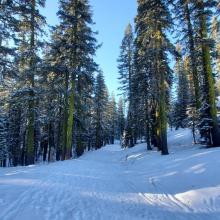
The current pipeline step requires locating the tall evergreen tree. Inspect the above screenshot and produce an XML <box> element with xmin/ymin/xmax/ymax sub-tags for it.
<box><xmin>0</xmin><ymin>0</ymin><xmax>19</xmax><ymax>79</ymax></box>
<box><xmin>93</xmin><ymin>71</ymin><xmax>108</xmax><ymax>149</ymax></box>
<box><xmin>107</xmin><ymin>93</ymin><xmax>117</xmax><ymax>144</ymax></box>
<box><xmin>135</xmin><ymin>0</ymin><xmax>174</xmax><ymax>154</ymax></box>
<box><xmin>14</xmin><ymin>0</ymin><xmax>46</xmax><ymax>165</ymax></box>
<box><xmin>171</xmin><ymin>0</ymin><xmax>201</xmax><ymax>109</ymax></box>
<box><xmin>56</xmin><ymin>0</ymin><xmax>98</xmax><ymax>159</ymax></box>
<box><xmin>194</xmin><ymin>0</ymin><xmax>220</xmax><ymax>146</ymax></box>
<box><xmin>118</xmin><ymin>23</ymin><xmax>135</xmax><ymax>147</ymax></box>
<box><xmin>0</xmin><ymin>1</ymin><xmax>19</xmax><ymax>166</ymax></box>
<box><xmin>173</xmin><ymin>46</ymin><xmax>190</xmax><ymax>129</ymax></box>
<box><xmin>118</xmin><ymin>23</ymin><xmax>134</xmax><ymax>101</ymax></box>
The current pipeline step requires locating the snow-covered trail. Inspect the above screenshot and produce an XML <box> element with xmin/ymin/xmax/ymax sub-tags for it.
<box><xmin>0</xmin><ymin>144</ymin><xmax>153</xmax><ymax>220</ymax></box>
<box><xmin>1</xmin><ymin>129</ymin><xmax>220</xmax><ymax>220</ymax></box>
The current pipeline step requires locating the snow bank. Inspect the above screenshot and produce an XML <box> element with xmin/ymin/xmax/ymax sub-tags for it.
<box><xmin>123</xmin><ymin>128</ymin><xmax>220</xmax><ymax>219</ymax></box>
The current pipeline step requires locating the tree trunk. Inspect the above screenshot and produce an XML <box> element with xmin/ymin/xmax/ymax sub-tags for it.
<box><xmin>197</xmin><ymin>0</ymin><xmax>220</xmax><ymax>147</ymax></box>
<box><xmin>157</xmin><ymin>27</ymin><xmax>169</xmax><ymax>155</ymax></box>
<box><xmin>66</xmin><ymin>79</ymin><xmax>74</xmax><ymax>159</ymax></box>
<box><xmin>48</xmin><ymin>122</ymin><xmax>55</xmax><ymax>162</ymax></box>
<box><xmin>56</xmin><ymin>96</ymin><xmax>62</xmax><ymax>161</ymax></box>
<box><xmin>62</xmin><ymin>72</ymin><xmax>69</xmax><ymax>160</ymax></box>
<box><xmin>145</xmin><ymin>99</ymin><xmax>152</xmax><ymax>150</ymax></box>
<box><xmin>26</xmin><ymin>0</ymin><xmax>36</xmax><ymax>165</ymax></box>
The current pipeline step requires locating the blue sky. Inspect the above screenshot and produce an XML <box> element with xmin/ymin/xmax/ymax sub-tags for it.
<box><xmin>41</xmin><ymin>0</ymin><xmax>137</xmax><ymax>96</ymax></box>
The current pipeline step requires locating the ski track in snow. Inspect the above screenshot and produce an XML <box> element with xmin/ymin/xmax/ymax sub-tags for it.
<box><xmin>0</xmin><ymin>129</ymin><xmax>220</xmax><ymax>220</ymax></box>
<box><xmin>0</xmin><ymin>146</ymin><xmax>151</xmax><ymax>220</ymax></box>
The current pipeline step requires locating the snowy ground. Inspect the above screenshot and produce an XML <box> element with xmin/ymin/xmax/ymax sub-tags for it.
<box><xmin>0</xmin><ymin>129</ymin><xmax>220</xmax><ymax>220</ymax></box>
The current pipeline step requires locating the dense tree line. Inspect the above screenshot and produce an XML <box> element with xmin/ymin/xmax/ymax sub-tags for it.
<box><xmin>118</xmin><ymin>0</ymin><xmax>220</xmax><ymax>153</ymax></box>
<box><xmin>0</xmin><ymin>0</ymin><xmax>125</xmax><ymax>167</ymax></box>
<box><xmin>0</xmin><ymin>0</ymin><xmax>220</xmax><ymax>166</ymax></box>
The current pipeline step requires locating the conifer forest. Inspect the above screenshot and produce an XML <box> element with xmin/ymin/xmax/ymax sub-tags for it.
<box><xmin>0</xmin><ymin>1</ymin><xmax>220</xmax><ymax>219</ymax></box>
<box><xmin>1</xmin><ymin>0</ymin><xmax>220</xmax><ymax>166</ymax></box>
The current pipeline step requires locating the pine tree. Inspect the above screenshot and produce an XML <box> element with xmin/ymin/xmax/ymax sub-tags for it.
<box><xmin>0</xmin><ymin>0</ymin><xmax>19</xmax><ymax>79</ymax></box>
<box><xmin>15</xmin><ymin>0</ymin><xmax>46</xmax><ymax>165</ymax></box>
<box><xmin>107</xmin><ymin>93</ymin><xmax>117</xmax><ymax>144</ymax></box>
<box><xmin>194</xmin><ymin>0</ymin><xmax>220</xmax><ymax>146</ymax></box>
<box><xmin>117</xmin><ymin>97</ymin><xmax>125</xmax><ymax>140</ymax></box>
<box><xmin>173</xmin><ymin>46</ymin><xmax>190</xmax><ymax>129</ymax></box>
<box><xmin>93</xmin><ymin>71</ymin><xmax>108</xmax><ymax>149</ymax></box>
<box><xmin>135</xmin><ymin>0</ymin><xmax>174</xmax><ymax>154</ymax></box>
<box><xmin>171</xmin><ymin>0</ymin><xmax>201</xmax><ymax>109</ymax></box>
<box><xmin>183</xmin><ymin>56</ymin><xmax>200</xmax><ymax>143</ymax></box>
<box><xmin>0</xmin><ymin>0</ymin><xmax>19</xmax><ymax>166</ymax></box>
<box><xmin>118</xmin><ymin>23</ymin><xmax>135</xmax><ymax>147</ymax></box>
<box><xmin>7</xmin><ymin>96</ymin><xmax>24</xmax><ymax>166</ymax></box>
<box><xmin>57</xmin><ymin>0</ymin><xmax>98</xmax><ymax>159</ymax></box>
<box><xmin>75</xmin><ymin>68</ymin><xmax>95</xmax><ymax>156</ymax></box>
<box><xmin>118</xmin><ymin>23</ymin><xmax>134</xmax><ymax>101</ymax></box>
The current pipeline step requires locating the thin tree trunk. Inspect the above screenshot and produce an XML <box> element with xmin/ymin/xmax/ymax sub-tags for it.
<box><xmin>26</xmin><ymin>0</ymin><xmax>36</xmax><ymax>165</ymax></box>
<box><xmin>62</xmin><ymin>71</ymin><xmax>69</xmax><ymax>160</ymax></box>
<box><xmin>56</xmin><ymin>96</ymin><xmax>62</xmax><ymax>161</ymax></box>
<box><xmin>157</xmin><ymin>27</ymin><xmax>169</xmax><ymax>155</ymax></box>
<box><xmin>48</xmin><ymin>122</ymin><xmax>55</xmax><ymax>162</ymax></box>
<box><xmin>145</xmin><ymin>100</ymin><xmax>152</xmax><ymax>150</ymax></box>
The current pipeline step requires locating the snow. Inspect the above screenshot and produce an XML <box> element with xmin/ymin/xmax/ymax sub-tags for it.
<box><xmin>217</xmin><ymin>96</ymin><xmax>220</xmax><ymax>108</ymax></box>
<box><xmin>0</xmin><ymin>129</ymin><xmax>220</xmax><ymax>220</ymax></box>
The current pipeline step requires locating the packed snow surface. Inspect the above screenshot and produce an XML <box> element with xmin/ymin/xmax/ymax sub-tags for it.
<box><xmin>0</xmin><ymin>129</ymin><xmax>220</xmax><ymax>220</ymax></box>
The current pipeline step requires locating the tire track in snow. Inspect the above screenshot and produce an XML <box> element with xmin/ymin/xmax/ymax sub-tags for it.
<box><xmin>120</xmin><ymin>153</ymin><xmax>200</xmax><ymax>220</ymax></box>
<box><xmin>0</xmin><ymin>181</ymin><xmax>47</xmax><ymax>220</ymax></box>
<box><xmin>150</xmin><ymin>177</ymin><xmax>194</xmax><ymax>212</ymax></box>
<box><xmin>123</xmin><ymin>178</ymin><xmax>200</xmax><ymax>220</ymax></box>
